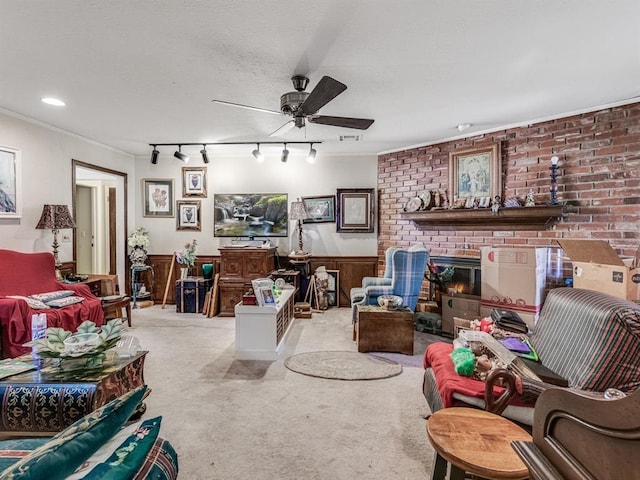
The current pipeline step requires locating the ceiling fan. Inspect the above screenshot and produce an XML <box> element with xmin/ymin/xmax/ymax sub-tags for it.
<box><xmin>212</xmin><ymin>75</ymin><xmax>374</xmax><ymax>136</ymax></box>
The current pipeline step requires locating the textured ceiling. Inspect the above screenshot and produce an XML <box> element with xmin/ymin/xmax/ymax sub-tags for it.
<box><xmin>0</xmin><ymin>1</ymin><xmax>638</xmax><ymax>159</ymax></box>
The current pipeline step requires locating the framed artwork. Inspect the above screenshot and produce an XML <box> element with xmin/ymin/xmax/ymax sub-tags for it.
<box><xmin>326</xmin><ymin>269</ymin><xmax>340</xmax><ymax>307</ymax></box>
<box><xmin>0</xmin><ymin>145</ymin><xmax>22</xmax><ymax>218</ymax></box>
<box><xmin>176</xmin><ymin>200</ymin><xmax>201</xmax><ymax>231</ymax></box>
<box><xmin>213</xmin><ymin>193</ymin><xmax>288</xmax><ymax>237</ymax></box>
<box><xmin>336</xmin><ymin>188</ymin><xmax>375</xmax><ymax>233</ymax></box>
<box><xmin>182</xmin><ymin>167</ymin><xmax>207</xmax><ymax>197</ymax></box>
<box><xmin>448</xmin><ymin>144</ymin><xmax>501</xmax><ymax>202</ymax></box>
<box><xmin>302</xmin><ymin>195</ymin><xmax>335</xmax><ymax>223</ymax></box>
<box><xmin>143</xmin><ymin>178</ymin><xmax>174</xmax><ymax>217</ymax></box>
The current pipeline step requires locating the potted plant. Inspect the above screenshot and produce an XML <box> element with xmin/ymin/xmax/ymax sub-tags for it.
<box><xmin>176</xmin><ymin>239</ymin><xmax>197</xmax><ymax>279</ymax></box>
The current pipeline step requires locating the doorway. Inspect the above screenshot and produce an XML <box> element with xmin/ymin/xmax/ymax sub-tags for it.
<box><xmin>72</xmin><ymin>160</ymin><xmax>128</xmax><ymax>286</ymax></box>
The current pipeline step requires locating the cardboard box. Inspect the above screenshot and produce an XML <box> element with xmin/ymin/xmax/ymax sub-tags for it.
<box><xmin>441</xmin><ymin>293</ymin><xmax>481</xmax><ymax>335</ymax></box>
<box><xmin>480</xmin><ymin>246</ymin><xmax>548</xmax><ymax>329</ymax></box>
<box><xmin>453</xmin><ymin>317</ymin><xmax>473</xmax><ymax>339</ymax></box>
<box><xmin>557</xmin><ymin>239</ymin><xmax>640</xmax><ymax>302</ymax></box>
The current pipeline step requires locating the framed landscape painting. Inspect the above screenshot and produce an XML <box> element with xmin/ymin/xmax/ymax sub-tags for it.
<box><xmin>0</xmin><ymin>145</ymin><xmax>22</xmax><ymax>218</ymax></box>
<box><xmin>302</xmin><ymin>195</ymin><xmax>335</xmax><ymax>223</ymax></box>
<box><xmin>448</xmin><ymin>144</ymin><xmax>501</xmax><ymax>202</ymax></box>
<box><xmin>143</xmin><ymin>178</ymin><xmax>174</xmax><ymax>217</ymax></box>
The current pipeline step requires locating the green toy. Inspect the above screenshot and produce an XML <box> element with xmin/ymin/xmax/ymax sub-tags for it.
<box><xmin>450</xmin><ymin>347</ymin><xmax>475</xmax><ymax>376</ymax></box>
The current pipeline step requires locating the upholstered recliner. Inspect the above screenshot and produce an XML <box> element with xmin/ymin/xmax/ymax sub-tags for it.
<box><xmin>512</xmin><ymin>387</ymin><xmax>640</xmax><ymax>480</ymax></box>
<box><xmin>351</xmin><ymin>244</ymin><xmax>429</xmax><ymax>317</ymax></box>
<box><xmin>423</xmin><ymin>287</ymin><xmax>640</xmax><ymax>426</ymax></box>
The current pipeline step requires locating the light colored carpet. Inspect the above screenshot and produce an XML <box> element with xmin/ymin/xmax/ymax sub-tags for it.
<box><xmin>284</xmin><ymin>351</ymin><xmax>403</xmax><ymax>380</ymax></box>
<box><xmin>127</xmin><ymin>305</ymin><xmax>437</xmax><ymax>479</ymax></box>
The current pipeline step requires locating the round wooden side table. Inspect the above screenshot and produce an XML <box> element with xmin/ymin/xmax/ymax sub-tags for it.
<box><xmin>426</xmin><ymin>407</ymin><xmax>531</xmax><ymax>480</ymax></box>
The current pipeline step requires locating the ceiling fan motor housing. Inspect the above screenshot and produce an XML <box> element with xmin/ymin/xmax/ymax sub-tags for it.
<box><xmin>280</xmin><ymin>91</ymin><xmax>309</xmax><ymax>115</ymax></box>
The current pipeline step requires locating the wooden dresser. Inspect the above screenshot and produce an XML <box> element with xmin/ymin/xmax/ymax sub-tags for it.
<box><xmin>218</xmin><ymin>247</ymin><xmax>276</xmax><ymax>316</ymax></box>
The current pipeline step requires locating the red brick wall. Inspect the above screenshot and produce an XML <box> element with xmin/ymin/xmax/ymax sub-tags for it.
<box><xmin>377</xmin><ymin>102</ymin><xmax>640</xmax><ymax>276</ymax></box>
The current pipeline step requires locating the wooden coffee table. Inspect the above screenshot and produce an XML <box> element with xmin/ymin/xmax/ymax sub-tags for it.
<box><xmin>0</xmin><ymin>351</ymin><xmax>147</xmax><ymax>436</ymax></box>
<box><xmin>426</xmin><ymin>407</ymin><xmax>531</xmax><ymax>480</ymax></box>
<box><xmin>355</xmin><ymin>305</ymin><xmax>415</xmax><ymax>354</ymax></box>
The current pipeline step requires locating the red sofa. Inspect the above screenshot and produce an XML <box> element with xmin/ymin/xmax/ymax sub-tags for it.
<box><xmin>0</xmin><ymin>249</ymin><xmax>104</xmax><ymax>358</ymax></box>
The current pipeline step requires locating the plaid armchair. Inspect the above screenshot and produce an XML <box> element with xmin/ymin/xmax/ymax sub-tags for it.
<box><xmin>351</xmin><ymin>244</ymin><xmax>429</xmax><ymax>316</ymax></box>
<box><xmin>359</xmin><ymin>247</ymin><xmax>399</xmax><ymax>289</ymax></box>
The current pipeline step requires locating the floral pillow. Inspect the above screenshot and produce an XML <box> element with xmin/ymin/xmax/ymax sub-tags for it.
<box><xmin>45</xmin><ymin>296</ymin><xmax>85</xmax><ymax>308</ymax></box>
<box><xmin>29</xmin><ymin>290</ymin><xmax>75</xmax><ymax>303</ymax></box>
<box><xmin>66</xmin><ymin>416</ymin><xmax>161</xmax><ymax>480</ymax></box>
<box><xmin>6</xmin><ymin>296</ymin><xmax>50</xmax><ymax>310</ymax></box>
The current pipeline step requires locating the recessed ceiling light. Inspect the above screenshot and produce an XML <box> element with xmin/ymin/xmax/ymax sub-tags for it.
<box><xmin>457</xmin><ymin>123</ymin><xmax>472</xmax><ymax>132</ymax></box>
<box><xmin>41</xmin><ymin>97</ymin><xmax>66</xmax><ymax>107</ymax></box>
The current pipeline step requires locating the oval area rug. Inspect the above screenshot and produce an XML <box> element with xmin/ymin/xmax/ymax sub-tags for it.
<box><xmin>284</xmin><ymin>351</ymin><xmax>402</xmax><ymax>380</ymax></box>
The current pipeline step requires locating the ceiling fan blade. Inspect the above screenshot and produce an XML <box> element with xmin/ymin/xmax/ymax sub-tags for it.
<box><xmin>308</xmin><ymin>116</ymin><xmax>374</xmax><ymax>130</ymax></box>
<box><xmin>211</xmin><ymin>99</ymin><xmax>281</xmax><ymax>115</ymax></box>
<box><xmin>269</xmin><ymin>120</ymin><xmax>295</xmax><ymax>137</ymax></box>
<box><xmin>300</xmin><ymin>76</ymin><xmax>347</xmax><ymax>115</ymax></box>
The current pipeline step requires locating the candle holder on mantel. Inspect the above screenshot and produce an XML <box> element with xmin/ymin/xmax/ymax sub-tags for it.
<box><xmin>549</xmin><ymin>156</ymin><xmax>560</xmax><ymax>205</ymax></box>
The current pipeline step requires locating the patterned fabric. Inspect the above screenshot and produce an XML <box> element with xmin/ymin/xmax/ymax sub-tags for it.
<box><xmin>6</xmin><ymin>296</ymin><xmax>49</xmax><ymax>310</ymax></box>
<box><xmin>0</xmin><ymin>384</ymin><xmax>97</xmax><ymax>434</ymax></box>
<box><xmin>530</xmin><ymin>287</ymin><xmax>640</xmax><ymax>394</ymax></box>
<box><xmin>0</xmin><ymin>386</ymin><xmax>147</xmax><ymax>480</ymax></box>
<box><xmin>67</xmin><ymin>417</ymin><xmax>161</xmax><ymax>480</ymax></box>
<box><xmin>45</xmin><ymin>296</ymin><xmax>85</xmax><ymax>308</ymax></box>
<box><xmin>351</xmin><ymin>244</ymin><xmax>429</xmax><ymax>313</ymax></box>
<box><xmin>28</xmin><ymin>290</ymin><xmax>75</xmax><ymax>303</ymax></box>
<box><xmin>361</xmin><ymin>247</ymin><xmax>399</xmax><ymax>287</ymax></box>
<box><xmin>131</xmin><ymin>438</ymin><xmax>179</xmax><ymax>480</ymax></box>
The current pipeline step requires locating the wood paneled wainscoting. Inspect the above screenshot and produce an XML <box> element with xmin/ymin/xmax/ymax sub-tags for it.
<box><xmin>144</xmin><ymin>254</ymin><xmax>377</xmax><ymax>308</ymax></box>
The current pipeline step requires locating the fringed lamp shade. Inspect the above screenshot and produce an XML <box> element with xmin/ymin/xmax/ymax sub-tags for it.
<box><xmin>289</xmin><ymin>200</ymin><xmax>310</xmax><ymax>254</ymax></box>
<box><xmin>35</xmin><ymin>204</ymin><xmax>76</xmax><ymax>278</ymax></box>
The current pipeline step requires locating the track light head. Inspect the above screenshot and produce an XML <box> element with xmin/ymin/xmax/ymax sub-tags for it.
<box><xmin>281</xmin><ymin>144</ymin><xmax>289</xmax><ymax>163</ymax></box>
<box><xmin>252</xmin><ymin>144</ymin><xmax>264</xmax><ymax>162</ymax></box>
<box><xmin>307</xmin><ymin>143</ymin><xmax>317</xmax><ymax>163</ymax></box>
<box><xmin>150</xmin><ymin>146</ymin><xmax>159</xmax><ymax>164</ymax></box>
<box><xmin>174</xmin><ymin>145</ymin><xmax>189</xmax><ymax>163</ymax></box>
<box><xmin>200</xmin><ymin>146</ymin><xmax>209</xmax><ymax>164</ymax></box>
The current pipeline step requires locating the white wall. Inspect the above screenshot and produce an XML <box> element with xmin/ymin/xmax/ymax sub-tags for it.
<box><xmin>0</xmin><ymin>111</ymin><xmax>379</xmax><ymax>272</ymax></box>
<box><xmin>133</xmin><ymin>146</ymin><xmax>378</xmax><ymax>257</ymax></box>
<box><xmin>0</xmin><ymin>110</ymin><xmax>134</xmax><ymax>279</ymax></box>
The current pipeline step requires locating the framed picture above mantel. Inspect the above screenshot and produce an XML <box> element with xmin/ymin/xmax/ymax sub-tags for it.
<box><xmin>448</xmin><ymin>143</ymin><xmax>501</xmax><ymax>203</ymax></box>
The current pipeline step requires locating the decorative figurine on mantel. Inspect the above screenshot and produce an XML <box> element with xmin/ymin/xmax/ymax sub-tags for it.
<box><xmin>491</xmin><ymin>195</ymin><xmax>501</xmax><ymax>214</ymax></box>
<box><xmin>525</xmin><ymin>190</ymin><xmax>535</xmax><ymax>207</ymax></box>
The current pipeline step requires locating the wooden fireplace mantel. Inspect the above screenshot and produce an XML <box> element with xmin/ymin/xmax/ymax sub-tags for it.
<box><xmin>401</xmin><ymin>205</ymin><xmax>570</xmax><ymax>231</ymax></box>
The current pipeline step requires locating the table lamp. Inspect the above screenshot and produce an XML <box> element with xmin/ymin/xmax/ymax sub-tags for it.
<box><xmin>289</xmin><ymin>199</ymin><xmax>310</xmax><ymax>255</ymax></box>
<box><xmin>35</xmin><ymin>204</ymin><xmax>76</xmax><ymax>280</ymax></box>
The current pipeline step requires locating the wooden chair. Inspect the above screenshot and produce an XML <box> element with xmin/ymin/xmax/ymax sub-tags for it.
<box><xmin>512</xmin><ymin>388</ymin><xmax>640</xmax><ymax>480</ymax></box>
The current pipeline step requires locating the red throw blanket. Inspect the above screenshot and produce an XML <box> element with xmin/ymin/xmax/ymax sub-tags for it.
<box><xmin>423</xmin><ymin>342</ymin><xmax>530</xmax><ymax>408</ymax></box>
<box><xmin>0</xmin><ymin>249</ymin><xmax>104</xmax><ymax>358</ymax></box>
